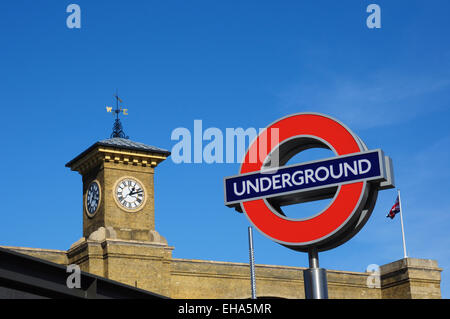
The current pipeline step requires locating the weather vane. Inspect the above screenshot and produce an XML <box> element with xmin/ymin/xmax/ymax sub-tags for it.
<box><xmin>106</xmin><ymin>90</ymin><xmax>129</xmax><ymax>139</ymax></box>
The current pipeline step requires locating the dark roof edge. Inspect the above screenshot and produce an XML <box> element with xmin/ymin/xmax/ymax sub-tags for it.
<box><xmin>65</xmin><ymin>141</ymin><xmax>171</xmax><ymax>168</ymax></box>
<box><xmin>0</xmin><ymin>246</ymin><xmax>169</xmax><ymax>299</ymax></box>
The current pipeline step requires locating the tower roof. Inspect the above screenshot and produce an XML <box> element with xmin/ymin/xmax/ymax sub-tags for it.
<box><xmin>65</xmin><ymin>137</ymin><xmax>171</xmax><ymax>169</ymax></box>
<box><xmin>97</xmin><ymin>137</ymin><xmax>170</xmax><ymax>154</ymax></box>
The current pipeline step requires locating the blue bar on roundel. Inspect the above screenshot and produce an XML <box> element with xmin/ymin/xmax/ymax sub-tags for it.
<box><xmin>224</xmin><ymin>150</ymin><xmax>385</xmax><ymax>206</ymax></box>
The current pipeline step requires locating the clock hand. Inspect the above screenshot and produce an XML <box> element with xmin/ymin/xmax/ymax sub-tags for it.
<box><xmin>129</xmin><ymin>189</ymin><xmax>143</xmax><ymax>196</ymax></box>
<box><xmin>128</xmin><ymin>187</ymin><xmax>137</xmax><ymax>195</ymax></box>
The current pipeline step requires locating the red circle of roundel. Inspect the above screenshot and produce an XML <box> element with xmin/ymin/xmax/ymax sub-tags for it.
<box><xmin>240</xmin><ymin>113</ymin><xmax>365</xmax><ymax>246</ymax></box>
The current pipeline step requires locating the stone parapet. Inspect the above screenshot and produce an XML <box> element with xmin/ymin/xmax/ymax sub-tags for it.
<box><xmin>380</xmin><ymin>258</ymin><xmax>442</xmax><ymax>299</ymax></box>
<box><xmin>1</xmin><ymin>245</ymin><xmax>442</xmax><ymax>299</ymax></box>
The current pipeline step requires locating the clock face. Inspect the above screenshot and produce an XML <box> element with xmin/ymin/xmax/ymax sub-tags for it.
<box><xmin>115</xmin><ymin>178</ymin><xmax>145</xmax><ymax>211</ymax></box>
<box><xmin>86</xmin><ymin>180</ymin><xmax>101</xmax><ymax>217</ymax></box>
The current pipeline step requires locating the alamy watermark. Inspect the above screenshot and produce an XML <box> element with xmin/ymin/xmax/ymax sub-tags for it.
<box><xmin>63</xmin><ymin>4</ymin><xmax>379</xmax><ymax>30</ymax></box>
<box><xmin>366</xmin><ymin>264</ymin><xmax>381</xmax><ymax>288</ymax></box>
<box><xmin>366</xmin><ymin>4</ymin><xmax>381</xmax><ymax>29</ymax></box>
<box><xmin>66</xmin><ymin>264</ymin><xmax>81</xmax><ymax>289</ymax></box>
<box><xmin>170</xmin><ymin>120</ymin><xmax>279</xmax><ymax>168</ymax></box>
<box><xmin>66</xmin><ymin>4</ymin><xmax>81</xmax><ymax>29</ymax></box>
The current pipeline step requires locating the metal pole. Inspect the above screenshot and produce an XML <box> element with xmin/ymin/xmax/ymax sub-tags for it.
<box><xmin>308</xmin><ymin>248</ymin><xmax>320</xmax><ymax>268</ymax></box>
<box><xmin>398</xmin><ymin>190</ymin><xmax>408</xmax><ymax>259</ymax></box>
<box><xmin>248</xmin><ymin>226</ymin><xmax>257</xmax><ymax>299</ymax></box>
<box><xmin>303</xmin><ymin>248</ymin><xmax>328</xmax><ymax>299</ymax></box>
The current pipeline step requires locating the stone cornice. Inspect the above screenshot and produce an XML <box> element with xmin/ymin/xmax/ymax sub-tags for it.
<box><xmin>67</xmin><ymin>146</ymin><xmax>168</xmax><ymax>175</ymax></box>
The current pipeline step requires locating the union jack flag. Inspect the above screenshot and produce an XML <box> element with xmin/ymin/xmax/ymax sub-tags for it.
<box><xmin>387</xmin><ymin>195</ymin><xmax>400</xmax><ymax>219</ymax></box>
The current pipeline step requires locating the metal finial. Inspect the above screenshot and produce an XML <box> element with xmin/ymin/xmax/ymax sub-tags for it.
<box><xmin>106</xmin><ymin>91</ymin><xmax>129</xmax><ymax>139</ymax></box>
<box><xmin>111</xmin><ymin>118</ymin><xmax>128</xmax><ymax>139</ymax></box>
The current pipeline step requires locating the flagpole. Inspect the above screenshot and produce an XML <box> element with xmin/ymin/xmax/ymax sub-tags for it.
<box><xmin>397</xmin><ymin>190</ymin><xmax>408</xmax><ymax>259</ymax></box>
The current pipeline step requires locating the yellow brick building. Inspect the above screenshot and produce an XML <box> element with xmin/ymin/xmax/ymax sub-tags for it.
<box><xmin>2</xmin><ymin>137</ymin><xmax>442</xmax><ymax>299</ymax></box>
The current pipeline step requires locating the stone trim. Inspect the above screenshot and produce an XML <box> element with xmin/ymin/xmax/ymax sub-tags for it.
<box><xmin>68</xmin><ymin>146</ymin><xmax>168</xmax><ymax>175</ymax></box>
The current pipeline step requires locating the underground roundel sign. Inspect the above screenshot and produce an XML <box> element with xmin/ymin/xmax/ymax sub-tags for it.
<box><xmin>224</xmin><ymin>113</ymin><xmax>395</xmax><ymax>252</ymax></box>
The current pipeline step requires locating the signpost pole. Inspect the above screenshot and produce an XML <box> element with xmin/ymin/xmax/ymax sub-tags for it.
<box><xmin>248</xmin><ymin>226</ymin><xmax>257</xmax><ymax>299</ymax></box>
<box><xmin>303</xmin><ymin>248</ymin><xmax>328</xmax><ymax>299</ymax></box>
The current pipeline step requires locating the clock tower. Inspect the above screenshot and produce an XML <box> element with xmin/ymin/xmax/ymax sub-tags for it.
<box><xmin>65</xmin><ymin>137</ymin><xmax>170</xmax><ymax>242</ymax></box>
<box><xmin>64</xmin><ymin>103</ymin><xmax>174</xmax><ymax>295</ymax></box>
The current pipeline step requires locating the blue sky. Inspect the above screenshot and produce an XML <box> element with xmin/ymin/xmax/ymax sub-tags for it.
<box><xmin>1</xmin><ymin>1</ymin><xmax>449</xmax><ymax>298</ymax></box>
